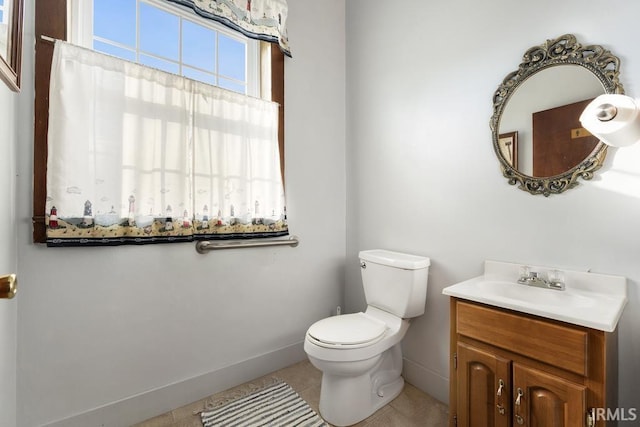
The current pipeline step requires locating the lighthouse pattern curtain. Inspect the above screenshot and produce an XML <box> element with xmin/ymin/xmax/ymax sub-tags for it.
<box><xmin>46</xmin><ymin>41</ymin><xmax>287</xmax><ymax>247</ymax></box>
<box><xmin>165</xmin><ymin>0</ymin><xmax>291</xmax><ymax>56</ymax></box>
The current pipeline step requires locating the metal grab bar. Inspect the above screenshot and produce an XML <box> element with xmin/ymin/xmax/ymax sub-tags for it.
<box><xmin>196</xmin><ymin>235</ymin><xmax>299</xmax><ymax>254</ymax></box>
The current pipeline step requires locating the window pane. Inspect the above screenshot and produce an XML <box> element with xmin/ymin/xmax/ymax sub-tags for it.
<box><xmin>89</xmin><ymin>0</ymin><xmax>254</xmax><ymax>94</ymax></box>
<box><xmin>218</xmin><ymin>77</ymin><xmax>246</xmax><ymax>95</ymax></box>
<box><xmin>139</xmin><ymin>2</ymin><xmax>179</xmax><ymax>61</ymax></box>
<box><xmin>182</xmin><ymin>20</ymin><xmax>215</xmax><ymax>72</ymax></box>
<box><xmin>94</xmin><ymin>0</ymin><xmax>136</xmax><ymax>47</ymax></box>
<box><xmin>139</xmin><ymin>54</ymin><xmax>179</xmax><ymax>74</ymax></box>
<box><xmin>94</xmin><ymin>40</ymin><xmax>137</xmax><ymax>62</ymax></box>
<box><xmin>182</xmin><ymin>67</ymin><xmax>216</xmax><ymax>85</ymax></box>
<box><xmin>218</xmin><ymin>34</ymin><xmax>245</xmax><ymax>81</ymax></box>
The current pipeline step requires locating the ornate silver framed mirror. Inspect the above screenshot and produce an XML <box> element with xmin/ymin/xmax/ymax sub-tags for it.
<box><xmin>490</xmin><ymin>34</ymin><xmax>624</xmax><ymax>196</ymax></box>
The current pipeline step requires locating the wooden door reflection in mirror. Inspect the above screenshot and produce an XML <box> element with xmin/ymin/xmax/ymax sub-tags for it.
<box><xmin>532</xmin><ymin>99</ymin><xmax>599</xmax><ymax>177</ymax></box>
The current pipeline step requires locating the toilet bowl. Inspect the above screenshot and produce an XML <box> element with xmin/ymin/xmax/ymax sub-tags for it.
<box><xmin>304</xmin><ymin>306</ymin><xmax>410</xmax><ymax>426</ymax></box>
<box><xmin>304</xmin><ymin>249</ymin><xmax>430</xmax><ymax>426</ymax></box>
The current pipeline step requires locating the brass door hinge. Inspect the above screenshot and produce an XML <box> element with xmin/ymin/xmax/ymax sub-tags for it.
<box><xmin>453</xmin><ymin>352</ymin><xmax>457</xmax><ymax>370</ymax></box>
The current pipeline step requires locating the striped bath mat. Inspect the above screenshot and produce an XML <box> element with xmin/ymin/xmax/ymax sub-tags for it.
<box><xmin>201</xmin><ymin>380</ymin><xmax>328</xmax><ymax>427</ymax></box>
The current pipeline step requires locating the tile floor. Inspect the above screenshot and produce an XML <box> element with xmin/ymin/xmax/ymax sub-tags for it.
<box><xmin>134</xmin><ymin>360</ymin><xmax>449</xmax><ymax>427</ymax></box>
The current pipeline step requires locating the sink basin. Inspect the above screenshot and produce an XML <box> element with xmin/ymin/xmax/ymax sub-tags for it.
<box><xmin>442</xmin><ymin>260</ymin><xmax>628</xmax><ymax>332</ymax></box>
<box><xmin>475</xmin><ymin>280</ymin><xmax>596</xmax><ymax>308</ymax></box>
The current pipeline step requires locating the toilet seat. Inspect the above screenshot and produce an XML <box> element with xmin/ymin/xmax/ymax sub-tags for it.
<box><xmin>306</xmin><ymin>313</ymin><xmax>387</xmax><ymax>349</ymax></box>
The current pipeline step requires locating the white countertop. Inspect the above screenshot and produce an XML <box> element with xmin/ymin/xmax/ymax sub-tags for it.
<box><xmin>442</xmin><ymin>260</ymin><xmax>628</xmax><ymax>332</ymax></box>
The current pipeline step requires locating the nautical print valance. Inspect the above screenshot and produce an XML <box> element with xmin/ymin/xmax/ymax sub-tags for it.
<box><xmin>165</xmin><ymin>0</ymin><xmax>291</xmax><ymax>57</ymax></box>
<box><xmin>46</xmin><ymin>41</ymin><xmax>288</xmax><ymax>247</ymax></box>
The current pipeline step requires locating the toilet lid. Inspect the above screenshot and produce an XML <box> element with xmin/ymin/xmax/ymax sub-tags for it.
<box><xmin>307</xmin><ymin>313</ymin><xmax>387</xmax><ymax>348</ymax></box>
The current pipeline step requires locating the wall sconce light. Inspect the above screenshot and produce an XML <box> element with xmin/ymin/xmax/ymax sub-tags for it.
<box><xmin>580</xmin><ymin>94</ymin><xmax>640</xmax><ymax>147</ymax></box>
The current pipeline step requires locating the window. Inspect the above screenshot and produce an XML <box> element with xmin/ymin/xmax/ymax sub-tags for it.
<box><xmin>0</xmin><ymin>1</ymin><xmax>7</xmax><ymax>56</ymax></box>
<box><xmin>0</xmin><ymin>0</ymin><xmax>23</xmax><ymax>91</ymax></box>
<box><xmin>33</xmin><ymin>0</ymin><xmax>285</xmax><ymax>243</ymax></box>
<box><xmin>69</xmin><ymin>0</ymin><xmax>259</xmax><ymax>96</ymax></box>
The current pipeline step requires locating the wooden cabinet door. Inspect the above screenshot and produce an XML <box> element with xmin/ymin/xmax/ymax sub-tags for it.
<box><xmin>457</xmin><ymin>342</ymin><xmax>511</xmax><ymax>427</ymax></box>
<box><xmin>512</xmin><ymin>363</ymin><xmax>586</xmax><ymax>427</ymax></box>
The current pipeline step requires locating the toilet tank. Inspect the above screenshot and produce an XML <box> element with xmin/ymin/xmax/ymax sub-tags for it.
<box><xmin>359</xmin><ymin>249</ymin><xmax>430</xmax><ymax>318</ymax></box>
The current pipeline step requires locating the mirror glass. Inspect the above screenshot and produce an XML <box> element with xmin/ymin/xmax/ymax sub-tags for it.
<box><xmin>490</xmin><ymin>34</ymin><xmax>624</xmax><ymax>196</ymax></box>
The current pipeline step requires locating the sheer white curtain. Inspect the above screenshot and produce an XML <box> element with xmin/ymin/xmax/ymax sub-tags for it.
<box><xmin>46</xmin><ymin>41</ymin><xmax>287</xmax><ymax>246</ymax></box>
<box><xmin>192</xmin><ymin>82</ymin><xmax>285</xmax><ymax>230</ymax></box>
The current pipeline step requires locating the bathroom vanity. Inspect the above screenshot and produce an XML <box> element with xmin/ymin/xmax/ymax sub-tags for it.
<box><xmin>443</xmin><ymin>261</ymin><xmax>627</xmax><ymax>427</ymax></box>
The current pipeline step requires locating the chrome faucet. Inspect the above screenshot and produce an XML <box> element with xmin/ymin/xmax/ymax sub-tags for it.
<box><xmin>518</xmin><ymin>267</ymin><xmax>565</xmax><ymax>291</ymax></box>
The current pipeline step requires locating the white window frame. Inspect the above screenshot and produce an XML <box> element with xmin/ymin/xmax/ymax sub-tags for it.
<box><xmin>67</xmin><ymin>0</ymin><xmax>260</xmax><ymax>97</ymax></box>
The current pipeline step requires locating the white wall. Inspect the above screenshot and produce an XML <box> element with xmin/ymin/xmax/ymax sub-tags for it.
<box><xmin>15</xmin><ymin>0</ymin><xmax>346</xmax><ymax>425</ymax></box>
<box><xmin>346</xmin><ymin>0</ymin><xmax>640</xmax><ymax>411</ymax></box>
<box><xmin>0</xmin><ymin>46</ymin><xmax>19</xmax><ymax>427</ymax></box>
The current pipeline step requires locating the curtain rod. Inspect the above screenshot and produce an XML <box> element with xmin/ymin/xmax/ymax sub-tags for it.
<box><xmin>195</xmin><ymin>235</ymin><xmax>299</xmax><ymax>254</ymax></box>
<box><xmin>40</xmin><ymin>35</ymin><xmax>57</xmax><ymax>43</ymax></box>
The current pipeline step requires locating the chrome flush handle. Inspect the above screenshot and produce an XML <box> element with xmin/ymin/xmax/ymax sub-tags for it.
<box><xmin>360</xmin><ymin>261</ymin><xmax>366</xmax><ymax>269</ymax></box>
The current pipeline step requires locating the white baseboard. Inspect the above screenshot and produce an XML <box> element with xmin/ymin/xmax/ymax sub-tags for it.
<box><xmin>402</xmin><ymin>357</ymin><xmax>449</xmax><ymax>405</ymax></box>
<box><xmin>44</xmin><ymin>342</ymin><xmax>307</xmax><ymax>427</ymax></box>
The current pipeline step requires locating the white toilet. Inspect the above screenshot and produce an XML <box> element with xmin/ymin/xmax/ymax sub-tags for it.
<box><xmin>304</xmin><ymin>249</ymin><xmax>430</xmax><ymax>426</ymax></box>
